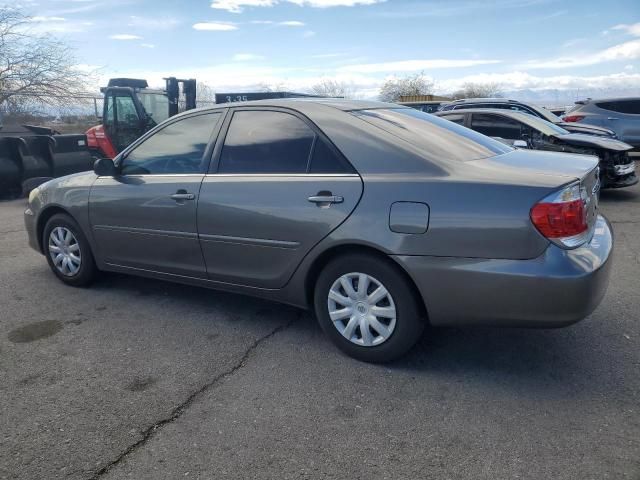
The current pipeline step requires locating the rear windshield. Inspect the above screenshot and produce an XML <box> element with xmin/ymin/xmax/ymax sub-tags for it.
<box><xmin>354</xmin><ymin>108</ymin><xmax>512</xmax><ymax>162</ymax></box>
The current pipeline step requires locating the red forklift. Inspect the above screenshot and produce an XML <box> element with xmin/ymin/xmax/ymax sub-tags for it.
<box><xmin>86</xmin><ymin>77</ymin><xmax>196</xmax><ymax>159</ymax></box>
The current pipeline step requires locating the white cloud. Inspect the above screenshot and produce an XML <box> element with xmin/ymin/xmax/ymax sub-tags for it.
<box><xmin>278</xmin><ymin>20</ymin><xmax>305</xmax><ymax>26</ymax></box>
<box><xmin>303</xmin><ymin>30</ymin><xmax>316</xmax><ymax>37</ymax></box>
<box><xmin>30</xmin><ymin>16</ymin><xmax>66</xmax><ymax>22</ymax></box>
<box><xmin>612</xmin><ymin>22</ymin><xmax>640</xmax><ymax>37</ymax></box>
<box><xmin>233</xmin><ymin>53</ymin><xmax>266</xmax><ymax>61</ymax></box>
<box><xmin>250</xmin><ymin>20</ymin><xmax>275</xmax><ymax>24</ymax></box>
<box><xmin>140</xmin><ymin>43</ymin><xmax>156</xmax><ymax>49</ymax></box>
<box><xmin>338</xmin><ymin>58</ymin><xmax>501</xmax><ymax>73</ymax></box>
<box><xmin>524</xmin><ymin>39</ymin><xmax>640</xmax><ymax>68</ymax></box>
<box><xmin>624</xmin><ymin>64</ymin><xmax>634</xmax><ymax>70</ymax></box>
<box><xmin>440</xmin><ymin>71</ymin><xmax>640</xmax><ymax>93</ymax></box>
<box><xmin>127</xmin><ymin>15</ymin><xmax>181</xmax><ymax>30</ymax></box>
<box><xmin>210</xmin><ymin>0</ymin><xmax>384</xmax><ymax>13</ymax></box>
<box><xmin>193</xmin><ymin>22</ymin><xmax>238</xmax><ymax>31</ymax></box>
<box><xmin>109</xmin><ymin>34</ymin><xmax>143</xmax><ymax>40</ymax></box>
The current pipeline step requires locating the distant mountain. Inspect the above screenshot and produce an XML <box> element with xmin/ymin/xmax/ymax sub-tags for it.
<box><xmin>497</xmin><ymin>87</ymin><xmax>640</xmax><ymax>107</ymax></box>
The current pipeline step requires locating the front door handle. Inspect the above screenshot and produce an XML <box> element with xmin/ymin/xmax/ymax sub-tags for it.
<box><xmin>308</xmin><ymin>194</ymin><xmax>344</xmax><ymax>205</ymax></box>
<box><xmin>170</xmin><ymin>191</ymin><xmax>195</xmax><ymax>201</ymax></box>
<box><xmin>607</xmin><ymin>117</ymin><xmax>619</xmax><ymax>121</ymax></box>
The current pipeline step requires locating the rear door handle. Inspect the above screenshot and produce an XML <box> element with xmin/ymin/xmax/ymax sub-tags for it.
<box><xmin>170</xmin><ymin>192</ymin><xmax>195</xmax><ymax>201</ymax></box>
<box><xmin>607</xmin><ymin>117</ymin><xmax>619</xmax><ymax>121</ymax></box>
<box><xmin>308</xmin><ymin>195</ymin><xmax>344</xmax><ymax>204</ymax></box>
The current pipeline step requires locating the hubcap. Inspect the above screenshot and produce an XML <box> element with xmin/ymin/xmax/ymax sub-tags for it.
<box><xmin>48</xmin><ymin>227</ymin><xmax>81</xmax><ymax>277</ymax></box>
<box><xmin>327</xmin><ymin>272</ymin><xmax>397</xmax><ymax>347</ymax></box>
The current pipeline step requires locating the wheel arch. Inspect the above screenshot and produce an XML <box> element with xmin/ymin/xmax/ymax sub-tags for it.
<box><xmin>304</xmin><ymin>243</ymin><xmax>429</xmax><ymax>323</ymax></box>
<box><xmin>36</xmin><ymin>205</ymin><xmax>74</xmax><ymax>253</ymax></box>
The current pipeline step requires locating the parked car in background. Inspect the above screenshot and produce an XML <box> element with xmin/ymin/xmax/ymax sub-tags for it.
<box><xmin>25</xmin><ymin>100</ymin><xmax>613</xmax><ymax>362</ymax></box>
<box><xmin>440</xmin><ymin>98</ymin><xmax>617</xmax><ymax>138</ymax></box>
<box><xmin>435</xmin><ymin>109</ymin><xmax>637</xmax><ymax>188</ymax></box>
<box><xmin>564</xmin><ymin>98</ymin><xmax>640</xmax><ymax>151</ymax></box>
<box><xmin>398</xmin><ymin>100</ymin><xmax>445</xmax><ymax>113</ymax></box>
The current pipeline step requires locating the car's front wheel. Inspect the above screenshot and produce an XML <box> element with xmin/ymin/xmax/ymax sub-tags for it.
<box><xmin>43</xmin><ymin>213</ymin><xmax>96</xmax><ymax>287</ymax></box>
<box><xmin>314</xmin><ymin>253</ymin><xmax>425</xmax><ymax>362</ymax></box>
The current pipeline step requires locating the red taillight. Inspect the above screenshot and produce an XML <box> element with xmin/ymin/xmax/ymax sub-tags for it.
<box><xmin>530</xmin><ymin>182</ymin><xmax>590</xmax><ymax>248</ymax></box>
<box><xmin>531</xmin><ymin>199</ymin><xmax>587</xmax><ymax>238</ymax></box>
<box><xmin>563</xmin><ymin>115</ymin><xmax>585</xmax><ymax>122</ymax></box>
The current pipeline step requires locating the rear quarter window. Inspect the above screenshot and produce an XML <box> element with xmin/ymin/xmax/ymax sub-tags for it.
<box><xmin>354</xmin><ymin>108</ymin><xmax>512</xmax><ymax>162</ymax></box>
<box><xmin>596</xmin><ymin>100</ymin><xmax>640</xmax><ymax>115</ymax></box>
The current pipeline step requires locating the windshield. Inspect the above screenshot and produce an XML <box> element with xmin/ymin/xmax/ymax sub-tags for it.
<box><xmin>354</xmin><ymin>108</ymin><xmax>512</xmax><ymax>162</ymax></box>
<box><xmin>528</xmin><ymin>104</ymin><xmax>562</xmax><ymax>123</ymax></box>
<box><xmin>515</xmin><ymin>113</ymin><xmax>570</xmax><ymax>136</ymax></box>
<box><xmin>137</xmin><ymin>92</ymin><xmax>170</xmax><ymax>126</ymax></box>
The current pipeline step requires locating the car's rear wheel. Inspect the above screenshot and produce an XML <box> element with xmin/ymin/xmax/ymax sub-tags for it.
<box><xmin>43</xmin><ymin>213</ymin><xmax>96</xmax><ymax>287</ymax></box>
<box><xmin>314</xmin><ymin>253</ymin><xmax>424</xmax><ymax>362</ymax></box>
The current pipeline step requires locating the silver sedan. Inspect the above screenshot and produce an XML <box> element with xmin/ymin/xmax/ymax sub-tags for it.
<box><xmin>24</xmin><ymin>99</ymin><xmax>613</xmax><ymax>362</ymax></box>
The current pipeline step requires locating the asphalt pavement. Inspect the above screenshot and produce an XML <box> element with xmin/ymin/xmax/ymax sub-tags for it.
<box><xmin>1</xmin><ymin>181</ymin><xmax>639</xmax><ymax>480</ymax></box>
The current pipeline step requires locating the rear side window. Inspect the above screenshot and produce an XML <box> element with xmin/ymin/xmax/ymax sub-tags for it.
<box><xmin>471</xmin><ymin>113</ymin><xmax>523</xmax><ymax>140</ymax></box>
<box><xmin>218</xmin><ymin>111</ymin><xmax>314</xmax><ymax>173</ymax></box>
<box><xmin>596</xmin><ymin>100</ymin><xmax>640</xmax><ymax>115</ymax></box>
<box><xmin>309</xmin><ymin>138</ymin><xmax>352</xmax><ymax>173</ymax></box>
<box><xmin>356</xmin><ymin>108</ymin><xmax>511</xmax><ymax>162</ymax></box>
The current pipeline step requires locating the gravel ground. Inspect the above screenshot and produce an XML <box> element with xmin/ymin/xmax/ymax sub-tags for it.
<box><xmin>0</xmin><ymin>181</ymin><xmax>638</xmax><ymax>480</ymax></box>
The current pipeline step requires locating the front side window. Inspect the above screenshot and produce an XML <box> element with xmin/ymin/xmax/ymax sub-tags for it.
<box><xmin>441</xmin><ymin>113</ymin><xmax>465</xmax><ymax>125</ymax></box>
<box><xmin>218</xmin><ymin>111</ymin><xmax>315</xmax><ymax>174</ymax></box>
<box><xmin>471</xmin><ymin>113</ymin><xmax>523</xmax><ymax>140</ymax></box>
<box><xmin>115</xmin><ymin>96</ymin><xmax>139</xmax><ymax>127</ymax></box>
<box><xmin>104</xmin><ymin>95</ymin><xmax>115</xmax><ymax>127</ymax></box>
<box><xmin>120</xmin><ymin>112</ymin><xmax>221</xmax><ymax>175</ymax></box>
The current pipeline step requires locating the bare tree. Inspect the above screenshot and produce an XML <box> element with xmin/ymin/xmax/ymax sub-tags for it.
<box><xmin>0</xmin><ymin>7</ymin><xmax>93</xmax><ymax>109</ymax></box>
<box><xmin>256</xmin><ymin>81</ymin><xmax>290</xmax><ymax>93</ymax></box>
<box><xmin>451</xmin><ymin>82</ymin><xmax>503</xmax><ymax>100</ymax></box>
<box><xmin>196</xmin><ymin>82</ymin><xmax>216</xmax><ymax>105</ymax></box>
<box><xmin>309</xmin><ymin>79</ymin><xmax>357</xmax><ymax>99</ymax></box>
<box><xmin>378</xmin><ymin>73</ymin><xmax>435</xmax><ymax>103</ymax></box>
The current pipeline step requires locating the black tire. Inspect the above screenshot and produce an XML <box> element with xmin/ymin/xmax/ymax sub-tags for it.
<box><xmin>43</xmin><ymin>213</ymin><xmax>96</xmax><ymax>287</ymax></box>
<box><xmin>314</xmin><ymin>253</ymin><xmax>425</xmax><ymax>363</ymax></box>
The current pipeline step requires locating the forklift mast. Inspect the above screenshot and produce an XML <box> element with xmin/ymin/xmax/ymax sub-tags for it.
<box><xmin>165</xmin><ymin>77</ymin><xmax>197</xmax><ymax>117</ymax></box>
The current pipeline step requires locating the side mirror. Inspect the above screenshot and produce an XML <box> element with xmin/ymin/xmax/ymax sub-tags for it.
<box><xmin>513</xmin><ymin>140</ymin><xmax>528</xmax><ymax>149</ymax></box>
<box><xmin>94</xmin><ymin>158</ymin><xmax>116</xmax><ymax>176</ymax></box>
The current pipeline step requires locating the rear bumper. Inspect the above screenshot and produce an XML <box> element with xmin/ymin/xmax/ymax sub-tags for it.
<box><xmin>393</xmin><ymin>215</ymin><xmax>613</xmax><ymax>327</ymax></box>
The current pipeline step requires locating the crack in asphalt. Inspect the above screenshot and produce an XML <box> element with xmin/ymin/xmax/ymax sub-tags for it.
<box><xmin>0</xmin><ymin>229</ymin><xmax>25</xmax><ymax>234</ymax></box>
<box><xmin>87</xmin><ymin>314</ymin><xmax>300</xmax><ymax>480</ymax></box>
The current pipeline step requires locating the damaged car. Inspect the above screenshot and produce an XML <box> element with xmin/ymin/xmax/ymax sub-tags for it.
<box><xmin>436</xmin><ymin>109</ymin><xmax>637</xmax><ymax>188</ymax></box>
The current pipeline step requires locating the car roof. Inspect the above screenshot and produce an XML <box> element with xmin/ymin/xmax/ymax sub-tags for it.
<box><xmin>437</xmin><ymin>107</ymin><xmax>539</xmax><ymax>122</ymax></box>
<box><xmin>195</xmin><ymin>97</ymin><xmax>401</xmax><ymax>112</ymax></box>
<box><xmin>575</xmin><ymin>97</ymin><xmax>640</xmax><ymax>104</ymax></box>
<box><xmin>447</xmin><ymin>98</ymin><xmax>514</xmax><ymax>104</ymax></box>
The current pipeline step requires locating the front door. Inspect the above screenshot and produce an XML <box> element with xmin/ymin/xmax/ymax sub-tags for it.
<box><xmin>198</xmin><ymin>108</ymin><xmax>363</xmax><ymax>289</ymax></box>
<box><xmin>89</xmin><ymin>111</ymin><xmax>224</xmax><ymax>278</ymax></box>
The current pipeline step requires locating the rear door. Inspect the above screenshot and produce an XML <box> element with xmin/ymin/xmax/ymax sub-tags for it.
<box><xmin>197</xmin><ymin>108</ymin><xmax>363</xmax><ymax>289</ymax></box>
<box><xmin>595</xmin><ymin>99</ymin><xmax>640</xmax><ymax>146</ymax></box>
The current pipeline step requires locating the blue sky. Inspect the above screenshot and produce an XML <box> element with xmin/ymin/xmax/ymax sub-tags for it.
<box><xmin>15</xmin><ymin>0</ymin><xmax>640</xmax><ymax>100</ymax></box>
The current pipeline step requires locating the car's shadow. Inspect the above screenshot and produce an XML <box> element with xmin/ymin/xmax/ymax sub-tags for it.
<box><xmin>90</xmin><ymin>272</ymin><xmax>628</xmax><ymax>401</ymax></box>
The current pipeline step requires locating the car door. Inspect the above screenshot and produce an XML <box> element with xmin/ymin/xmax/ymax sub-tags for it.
<box><xmin>596</xmin><ymin>99</ymin><xmax>640</xmax><ymax>146</ymax></box>
<box><xmin>89</xmin><ymin>111</ymin><xmax>224</xmax><ymax>278</ymax></box>
<box><xmin>197</xmin><ymin>108</ymin><xmax>363</xmax><ymax>289</ymax></box>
